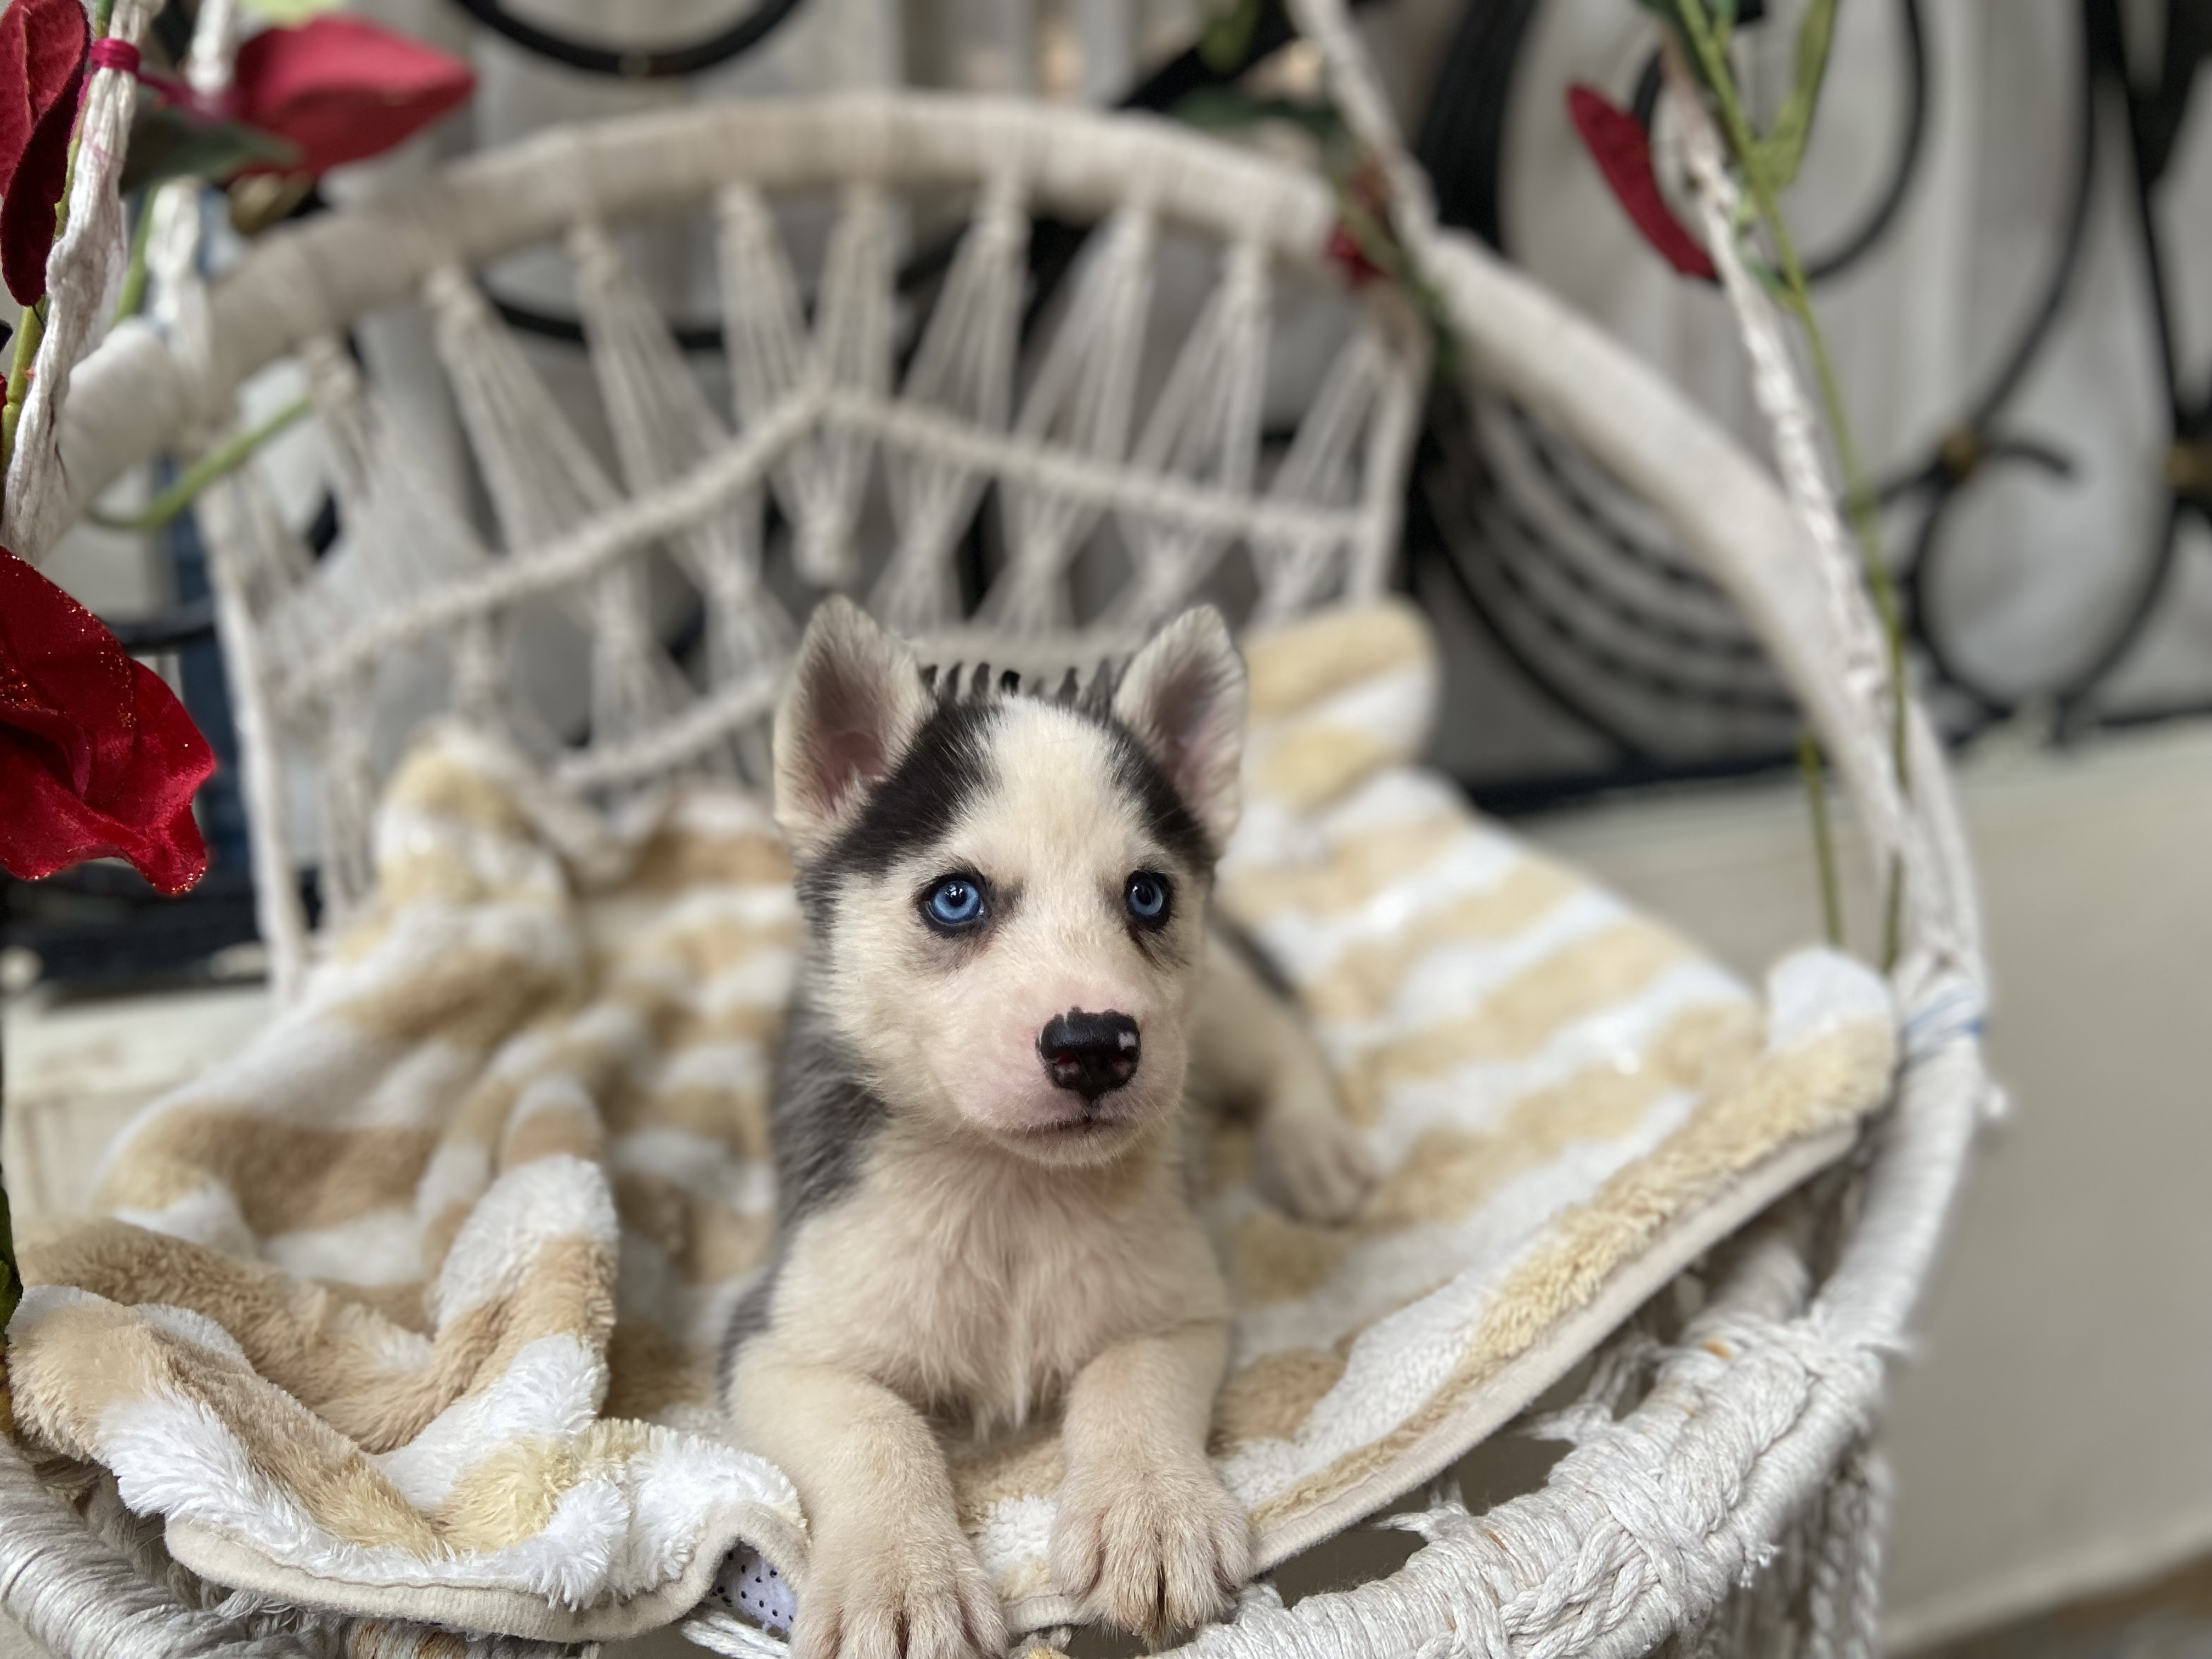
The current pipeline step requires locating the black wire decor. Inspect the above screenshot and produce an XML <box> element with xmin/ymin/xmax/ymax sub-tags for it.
<box><xmin>445</xmin><ymin>0</ymin><xmax>808</xmax><ymax>79</ymax></box>
<box><xmin>1408</xmin><ymin>0</ymin><xmax>2212</xmax><ymax>804</ymax></box>
<box><xmin>85</xmin><ymin>1</ymin><xmax>2212</xmax><ymax>743</ymax></box>
<box><xmin>1900</xmin><ymin>0</ymin><xmax>2212</xmax><ymax>737</ymax></box>
<box><xmin>38</xmin><ymin>0</ymin><xmax>2209</xmax><ymax>985</ymax></box>
<box><xmin>481</xmin><ymin>0</ymin><xmax>1313</xmax><ymax>352</ymax></box>
<box><xmin>1419</xmin><ymin>0</ymin><xmax>1930</xmax><ymax>285</ymax></box>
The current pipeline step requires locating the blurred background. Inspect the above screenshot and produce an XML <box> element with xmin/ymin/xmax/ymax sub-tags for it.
<box><xmin>2</xmin><ymin>0</ymin><xmax>2208</xmax><ymax>1653</ymax></box>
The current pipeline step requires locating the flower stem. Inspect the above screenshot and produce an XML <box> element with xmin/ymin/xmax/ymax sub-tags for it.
<box><xmin>89</xmin><ymin>395</ymin><xmax>311</xmax><ymax>533</ymax></box>
<box><xmin>114</xmin><ymin>191</ymin><xmax>156</xmax><ymax>325</ymax></box>
<box><xmin>0</xmin><ymin>300</ymin><xmax>46</xmax><ymax>488</ymax></box>
<box><xmin>1797</xmin><ymin>729</ymin><xmax>1842</xmax><ymax>946</ymax></box>
<box><xmin>1674</xmin><ymin>0</ymin><xmax>1911</xmax><ymax>967</ymax></box>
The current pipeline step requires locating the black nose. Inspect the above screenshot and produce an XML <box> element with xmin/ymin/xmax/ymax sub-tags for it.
<box><xmin>1038</xmin><ymin>1009</ymin><xmax>1140</xmax><ymax>1099</ymax></box>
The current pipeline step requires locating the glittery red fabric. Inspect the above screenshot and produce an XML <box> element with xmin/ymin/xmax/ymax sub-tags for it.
<box><xmin>0</xmin><ymin>550</ymin><xmax>214</xmax><ymax>895</ymax></box>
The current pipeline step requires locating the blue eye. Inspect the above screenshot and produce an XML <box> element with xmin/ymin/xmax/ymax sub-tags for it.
<box><xmin>1125</xmin><ymin>872</ymin><xmax>1170</xmax><ymax>926</ymax></box>
<box><xmin>924</xmin><ymin>876</ymin><xmax>986</xmax><ymax>929</ymax></box>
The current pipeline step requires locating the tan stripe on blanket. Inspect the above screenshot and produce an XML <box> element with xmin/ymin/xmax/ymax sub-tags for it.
<box><xmin>21</xmin><ymin>1220</ymin><xmax>613</xmax><ymax>1452</ymax></box>
<box><xmin>1244</xmin><ymin>601</ymin><xmax>1432</xmax><ymax>721</ymax></box>
<box><xmin>1246</xmin><ymin>1016</ymin><xmax>1894</xmax><ymax>1528</ymax></box>
<box><xmin>624</xmin><ymin>827</ymin><xmax>795</xmax><ymax>893</ymax></box>
<box><xmin>1221</xmin><ymin>812</ymin><xmax>1466</xmax><ymax>919</ymax></box>
<box><xmin>9</xmin><ymin>1294</ymin><xmax>447</xmax><ymax>1553</ymax></box>
<box><xmin>337</xmin><ymin>947</ymin><xmax>578</xmax><ymax>1053</ymax></box>
<box><xmin>1228</xmin><ymin>1002</ymin><xmax>1762</xmax><ymax>1306</ymax></box>
<box><xmin>1254</xmin><ymin>726</ymin><xmax>1403</xmax><ymax>812</ymax></box>
<box><xmin>1299</xmin><ymin>859</ymin><xmax>1583</xmax><ymax>1023</ymax></box>
<box><xmin>1341</xmin><ymin>922</ymin><xmax>1688</xmax><ymax>1122</ymax></box>
<box><xmin>97</xmin><ymin>1114</ymin><xmax>436</xmax><ymax>1234</ymax></box>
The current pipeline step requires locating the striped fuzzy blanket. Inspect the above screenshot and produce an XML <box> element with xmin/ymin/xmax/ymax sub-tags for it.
<box><xmin>4</xmin><ymin>602</ymin><xmax>1898</xmax><ymax>1645</ymax></box>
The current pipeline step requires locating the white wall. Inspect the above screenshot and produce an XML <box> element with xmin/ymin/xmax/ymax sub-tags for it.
<box><xmin>1522</xmin><ymin>720</ymin><xmax>2212</xmax><ymax>1647</ymax></box>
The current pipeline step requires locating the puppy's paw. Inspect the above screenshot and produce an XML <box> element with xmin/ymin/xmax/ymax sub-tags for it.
<box><xmin>795</xmin><ymin>1523</ymin><xmax>1005</xmax><ymax>1659</ymax></box>
<box><xmin>1051</xmin><ymin>1457</ymin><xmax>1251</xmax><ymax>1640</ymax></box>
<box><xmin>1254</xmin><ymin>1094</ymin><xmax>1376</xmax><ymax>1224</ymax></box>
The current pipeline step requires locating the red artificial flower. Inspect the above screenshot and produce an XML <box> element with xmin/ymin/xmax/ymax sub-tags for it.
<box><xmin>1566</xmin><ymin>84</ymin><xmax>1716</xmax><ymax>281</ymax></box>
<box><xmin>231</xmin><ymin>15</ymin><xmax>473</xmax><ymax>178</ymax></box>
<box><xmin>1325</xmin><ymin>160</ymin><xmax>1395</xmax><ymax>290</ymax></box>
<box><xmin>0</xmin><ymin>549</ymin><xmax>215</xmax><ymax>895</ymax></box>
<box><xmin>1325</xmin><ymin>221</ymin><xmax>1385</xmax><ymax>288</ymax></box>
<box><xmin>0</xmin><ymin>0</ymin><xmax>91</xmax><ymax>303</ymax></box>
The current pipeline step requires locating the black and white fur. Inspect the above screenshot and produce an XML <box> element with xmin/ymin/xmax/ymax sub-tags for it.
<box><xmin>724</xmin><ymin>599</ymin><xmax>1374</xmax><ymax>1659</ymax></box>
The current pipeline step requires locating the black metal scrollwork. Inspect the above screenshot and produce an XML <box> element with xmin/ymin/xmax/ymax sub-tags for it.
<box><xmin>1902</xmin><ymin>0</ymin><xmax>2212</xmax><ymax>736</ymax></box>
<box><xmin>445</xmin><ymin>0</ymin><xmax>808</xmax><ymax>80</ymax></box>
<box><xmin>1412</xmin><ymin>0</ymin><xmax>2211</xmax><ymax>805</ymax></box>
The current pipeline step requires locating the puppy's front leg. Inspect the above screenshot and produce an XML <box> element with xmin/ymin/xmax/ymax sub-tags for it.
<box><xmin>730</xmin><ymin>1348</ymin><xmax>1005</xmax><ymax>1659</ymax></box>
<box><xmin>1050</xmin><ymin>1321</ymin><xmax>1251</xmax><ymax>1640</ymax></box>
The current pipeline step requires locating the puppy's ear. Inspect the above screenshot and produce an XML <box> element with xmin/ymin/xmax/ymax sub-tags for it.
<box><xmin>1111</xmin><ymin>607</ymin><xmax>1248</xmax><ymax>852</ymax></box>
<box><xmin>774</xmin><ymin>597</ymin><xmax>933</xmax><ymax>861</ymax></box>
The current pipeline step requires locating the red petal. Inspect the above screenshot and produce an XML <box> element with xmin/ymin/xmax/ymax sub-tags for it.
<box><xmin>0</xmin><ymin>552</ymin><xmax>215</xmax><ymax>895</ymax></box>
<box><xmin>1325</xmin><ymin>222</ymin><xmax>1383</xmax><ymax>289</ymax></box>
<box><xmin>1566</xmin><ymin>84</ymin><xmax>1716</xmax><ymax>281</ymax></box>
<box><xmin>233</xmin><ymin>16</ymin><xmax>473</xmax><ymax>177</ymax></box>
<box><xmin>0</xmin><ymin>0</ymin><xmax>88</xmax><ymax>303</ymax></box>
<box><xmin>0</xmin><ymin>0</ymin><xmax>89</xmax><ymax>184</ymax></box>
<box><xmin>0</xmin><ymin>548</ymin><xmax>125</xmax><ymax>793</ymax></box>
<box><xmin>0</xmin><ymin>10</ymin><xmax>38</xmax><ymax>188</ymax></box>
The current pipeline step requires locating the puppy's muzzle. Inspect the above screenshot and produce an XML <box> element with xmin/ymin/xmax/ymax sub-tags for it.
<box><xmin>1039</xmin><ymin>1009</ymin><xmax>1140</xmax><ymax>1100</ymax></box>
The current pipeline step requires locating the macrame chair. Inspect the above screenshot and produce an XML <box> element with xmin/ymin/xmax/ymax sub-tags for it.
<box><xmin>0</xmin><ymin>9</ymin><xmax>1994</xmax><ymax>1657</ymax></box>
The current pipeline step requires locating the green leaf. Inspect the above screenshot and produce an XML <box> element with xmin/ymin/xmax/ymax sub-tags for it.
<box><xmin>1174</xmin><ymin>86</ymin><xmax>1271</xmax><ymax>129</ymax></box>
<box><xmin>1172</xmin><ymin>86</ymin><xmax>1345</xmax><ymax>143</ymax></box>
<box><xmin>1196</xmin><ymin>0</ymin><xmax>1263</xmax><ymax>72</ymax></box>
<box><xmin>1635</xmin><ymin>0</ymin><xmax>1728</xmax><ymax>94</ymax></box>
<box><xmin>120</xmin><ymin>99</ymin><xmax>301</xmax><ymax>197</ymax></box>
<box><xmin>1638</xmin><ymin>0</ymin><xmax>1737</xmax><ymax>35</ymax></box>
<box><xmin>1763</xmin><ymin>0</ymin><xmax>1837</xmax><ymax>187</ymax></box>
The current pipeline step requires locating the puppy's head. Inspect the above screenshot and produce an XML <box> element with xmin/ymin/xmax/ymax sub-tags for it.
<box><xmin>774</xmin><ymin>597</ymin><xmax>1245</xmax><ymax>1167</ymax></box>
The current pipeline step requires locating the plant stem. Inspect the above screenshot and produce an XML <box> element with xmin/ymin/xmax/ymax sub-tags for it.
<box><xmin>115</xmin><ymin>191</ymin><xmax>156</xmax><ymax>324</ymax></box>
<box><xmin>0</xmin><ymin>300</ymin><xmax>46</xmax><ymax>485</ymax></box>
<box><xmin>1797</xmin><ymin>729</ymin><xmax>1842</xmax><ymax>946</ymax></box>
<box><xmin>1674</xmin><ymin>0</ymin><xmax>1911</xmax><ymax>967</ymax></box>
<box><xmin>1198</xmin><ymin>0</ymin><xmax>1264</xmax><ymax>71</ymax></box>
<box><xmin>89</xmin><ymin>395</ymin><xmax>312</xmax><ymax>533</ymax></box>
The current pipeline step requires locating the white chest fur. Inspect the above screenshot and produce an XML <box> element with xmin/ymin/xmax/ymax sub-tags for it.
<box><xmin>768</xmin><ymin>1122</ymin><xmax>1229</xmax><ymax>1433</ymax></box>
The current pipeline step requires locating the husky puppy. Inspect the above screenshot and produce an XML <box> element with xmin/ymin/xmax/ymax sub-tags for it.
<box><xmin>725</xmin><ymin>598</ymin><xmax>1374</xmax><ymax>1659</ymax></box>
